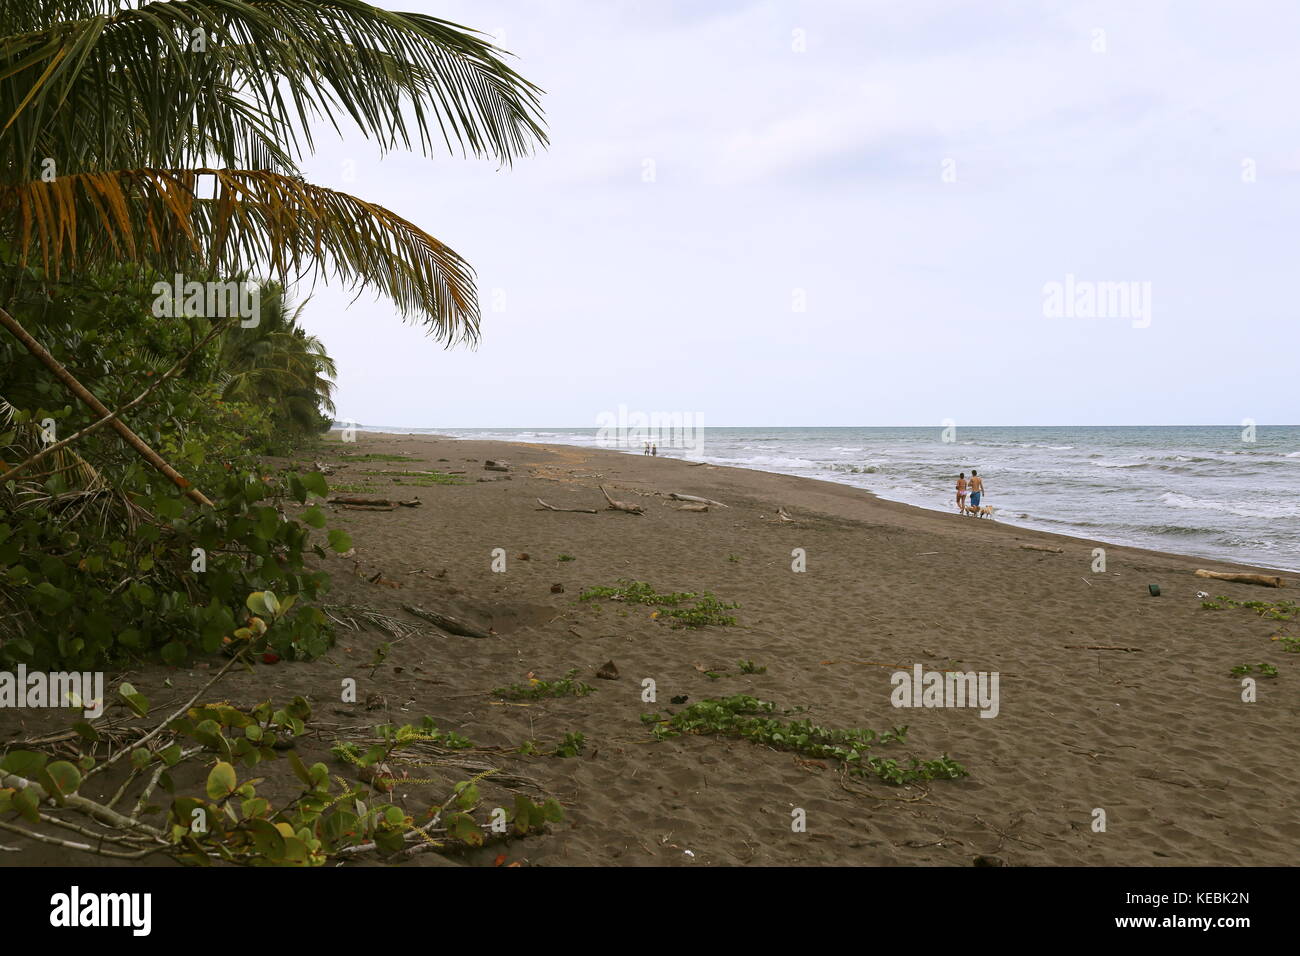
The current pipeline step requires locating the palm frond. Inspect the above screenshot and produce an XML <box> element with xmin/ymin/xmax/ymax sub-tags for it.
<box><xmin>0</xmin><ymin>168</ymin><xmax>479</xmax><ymax>341</ymax></box>
<box><xmin>0</xmin><ymin>0</ymin><xmax>547</xmax><ymax>178</ymax></box>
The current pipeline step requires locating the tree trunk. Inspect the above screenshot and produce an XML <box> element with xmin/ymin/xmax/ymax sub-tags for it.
<box><xmin>0</xmin><ymin>306</ymin><xmax>214</xmax><ymax>507</ymax></box>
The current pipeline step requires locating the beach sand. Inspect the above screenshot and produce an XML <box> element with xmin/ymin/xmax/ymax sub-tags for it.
<box><xmin>4</xmin><ymin>430</ymin><xmax>1297</xmax><ymax>867</ymax></box>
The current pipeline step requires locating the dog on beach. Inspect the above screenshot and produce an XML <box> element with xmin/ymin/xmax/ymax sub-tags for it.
<box><xmin>960</xmin><ymin>504</ymin><xmax>996</xmax><ymax>518</ymax></box>
<box><xmin>979</xmin><ymin>505</ymin><xmax>996</xmax><ymax>518</ymax></box>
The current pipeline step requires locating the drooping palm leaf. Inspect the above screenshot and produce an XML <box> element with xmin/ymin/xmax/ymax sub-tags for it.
<box><xmin>1</xmin><ymin>168</ymin><xmax>479</xmax><ymax>341</ymax></box>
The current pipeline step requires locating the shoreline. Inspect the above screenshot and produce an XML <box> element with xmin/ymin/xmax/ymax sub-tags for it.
<box><xmin>6</xmin><ymin>427</ymin><xmax>1295</xmax><ymax>867</ymax></box>
<box><xmin>351</xmin><ymin>429</ymin><xmax>1293</xmax><ymax>577</ymax></box>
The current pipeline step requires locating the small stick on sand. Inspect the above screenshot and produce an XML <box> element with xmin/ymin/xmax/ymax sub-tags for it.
<box><xmin>1021</xmin><ymin>544</ymin><xmax>1064</xmax><ymax>554</ymax></box>
<box><xmin>1063</xmin><ymin>645</ymin><xmax>1142</xmax><ymax>652</ymax></box>
<box><xmin>600</xmin><ymin>485</ymin><xmax>645</xmax><ymax>515</ymax></box>
<box><xmin>1194</xmin><ymin>569</ymin><xmax>1284</xmax><ymax>588</ymax></box>
<box><xmin>668</xmin><ymin>492</ymin><xmax>729</xmax><ymax>508</ymax></box>
<box><xmin>536</xmin><ymin>498</ymin><xmax>598</xmax><ymax>514</ymax></box>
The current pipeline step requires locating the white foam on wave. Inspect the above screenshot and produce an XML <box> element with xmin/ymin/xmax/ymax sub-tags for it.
<box><xmin>1159</xmin><ymin>491</ymin><xmax>1300</xmax><ymax>520</ymax></box>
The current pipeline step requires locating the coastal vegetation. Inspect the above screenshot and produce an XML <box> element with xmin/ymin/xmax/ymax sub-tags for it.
<box><xmin>0</xmin><ymin>0</ymin><xmax>545</xmax><ymax>669</ymax></box>
<box><xmin>579</xmin><ymin>579</ymin><xmax>740</xmax><ymax>628</ymax></box>
<box><xmin>0</xmin><ymin>0</ymin><xmax>552</xmax><ymax>864</ymax></box>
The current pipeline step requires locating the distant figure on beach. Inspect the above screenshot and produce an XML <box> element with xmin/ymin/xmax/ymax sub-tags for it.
<box><xmin>955</xmin><ymin>472</ymin><xmax>967</xmax><ymax>511</ymax></box>
<box><xmin>969</xmin><ymin>469</ymin><xmax>984</xmax><ymax>509</ymax></box>
<box><xmin>643</xmin><ymin>441</ymin><xmax>650</xmax><ymax>455</ymax></box>
<box><xmin>651</xmin><ymin>443</ymin><xmax>658</xmax><ymax>456</ymax></box>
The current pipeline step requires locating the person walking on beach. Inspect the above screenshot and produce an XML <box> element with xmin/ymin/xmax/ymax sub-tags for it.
<box><xmin>651</xmin><ymin>443</ymin><xmax>657</xmax><ymax>457</ymax></box>
<box><xmin>643</xmin><ymin>441</ymin><xmax>650</xmax><ymax>455</ymax></box>
<box><xmin>969</xmin><ymin>469</ymin><xmax>984</xmax><ymax>509</ymax></box>
<box><xmin>955</xmin><ymin>472</ymin><xmax>968</xmax><ymax>512</ymax></box>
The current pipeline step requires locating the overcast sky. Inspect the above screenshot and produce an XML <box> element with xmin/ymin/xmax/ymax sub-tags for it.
<box><xmin>293</xmin><ymin>0</ymin><xmax>1300</xmax><ymax>428</ymax></box>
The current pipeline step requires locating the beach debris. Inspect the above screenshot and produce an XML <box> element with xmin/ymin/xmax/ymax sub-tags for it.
<box><xmin>517</xmin><ymin>553</ymin><xmax>531</xmax><ymax>561</ymax></box>
<box><xmin>312</xmin><ymin>460</ymin><xmax>335</xmax><ymax>475</ymax></box>
<box><xmin>365</xmin><ymin>693</ymin><xmax>386</xmax><ymax>711</ymax></box>
<box><xmin>329</xmin><ymin>495</ymin><xmax>396</xmax><ymax>507</ymax></box>
<box><xmin>1063</xmin><ymin>644</ymin><xmax>1143</xmax><ymax>652</ymax></box>
<box><xmin>670</xmin><ymin>694</ymin><xmax>689</xmax><ymax>705</ymax></box>
<box><xmin>401</xmin><ymin>604</ymin><xmax>492</xmax><ymax>639</ymax></box>
<box><xmin>398</xmin><ymin>498</ymin><xmax>422</xmax><ymax>508</ymax></box>
<box><xmin>1196</xmin><ymin>590</ymin><xmax>1209</xmax><ymax>599</ymax></box>
<box><xmin>1148</xmin><ymin>584</ymin><xmax>1161</xmax><ymax>596</ymax></box>
<box><xmin>668</xmin><ymin>492</ymin><xmax>728</xmax><ymax>508</ymax></box>
<box><xmin>1020</xmin><ymin>544</ymin><xmax>1063</xmax><ymax>553</ymax></box>
<box><xmin>368</xmin><ymin>571</ymin><xmax>402</xmax><ymax>589</ymax></box>
<box><xmin>595</xmin><ymin>660</ymin><xmax>620</xmax><ymax>680</ymax></box>
<box><xmin>536</xmin><ymin>497</ymin><xmax>598</xmax><ymax>514</ymax></box>
<box><xmin>973</xmin><ymin>855</ymin><xmax>1005</xmax><ymax>867</ymax></box>
<box><xmin>600</xmin><ymin>485</ymin><xmax>645</xmax><ymax>515</ymax></box>
<box><xmin>484</xmin><ymin>459</ymin><xmax>511</xmax><ymax>472</ymax></box>
<box><xmin>676</xmin><ymin>502</ymin><xmax>708</xmax><ymax>512</ymax></box>
<box><xmin>1194</xmin><ymin>569</ymin><xmax>1284</xmax><ymax>588</ymax></box>
<box><xmin>777</xmin><ymin>507</ymin><xmax>794</xmax><ymax>522</ymax></box>
<box><xmin>550</xmin><ymin>583</ymin><xmax>565</xmax><ymax>594</ymax></box>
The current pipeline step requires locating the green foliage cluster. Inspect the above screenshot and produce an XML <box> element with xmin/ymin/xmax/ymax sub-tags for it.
<box><xmin>1230</xmin><ymin>662</ymin><xmax>1278</xmax><ymax>677</ymax></box>
<box><xmin>493</xmin><ymin>668</ymin><xmax>594</xmax><ymax>701</ymax></box>
<box><xmin>1201</xmin><ymin>595</ymin><xmax>1297</xmax><ymax>621</ymax></box>
<box><xmin>642</xmin><ymin>694</ymin><xmax>968</xmax><ymax>785</ymax></box>
<box><xmin>0</xmin><ymin>677</ymin><xmax>562</xmax><ymax>865</ymax></box>
<box><xmin>0</xmin><ymin>266</ymin><xmax>345</xmax><ymax>668</ymax></box>
<box><xmin>579</xmin><ymin>578</ymin><xmax>739</xmax><ymax>628</ymax></box>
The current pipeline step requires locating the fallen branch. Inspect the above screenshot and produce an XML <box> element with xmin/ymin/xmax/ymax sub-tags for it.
<box><xmin>1062</xmin><ymin>645</ymin><xmax>1143</xmax><ymax>652</ymax></box>
<box><xmin>600</xmin><ymin>485</ymin><xmax>644</xmax><ymax>515</ymax></box>
<box><xmin>0</xmin><ymin>305</ymin><xmax>218</xmax><ymax>506</ymax></box>
<box><xmin>1194</xmin><ymin>570</ymin><xmax>1284</xmax><ymax>588</ymax></box>
<box><xmin>1020</xmin><ymin>544</ymin><xmax>1064</xmax><ymax>554</ymax></box>
<box><xmin>536</xmin><ymin>497</ymin><xmax>597</xmax><ymax>514</ymax></box>
<box><xmin>402</xmin><ymin>604</ymin><xmax>492</xmax><ymax>639</ymax></box>
<box><xmin>668</xmin><ymin>492</ymin><xmax>728</xmax><ymax>508</ymax></box>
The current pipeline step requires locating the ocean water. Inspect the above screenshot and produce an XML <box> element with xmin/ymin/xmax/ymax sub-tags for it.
<box><xmin>351</xmin><ymin>424</ymin><xmax>1300</xmax><ymax>572</ymax></box>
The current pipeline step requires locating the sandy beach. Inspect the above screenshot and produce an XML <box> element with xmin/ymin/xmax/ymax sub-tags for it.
<box><xmin>6</xmin><ymin>429</ymin><xmax>1296</xmax><ymax>867</ymax></box>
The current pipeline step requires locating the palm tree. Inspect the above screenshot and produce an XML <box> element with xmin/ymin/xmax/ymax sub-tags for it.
<box><xmin>217</xmin><ymin>282</ymin><xmax>338</xmax><ymax>432</ymax></box>
<box><xmin>0</xmin><ymin>0</ymin><xmax>545</xmax><ymax>497</ymax></box>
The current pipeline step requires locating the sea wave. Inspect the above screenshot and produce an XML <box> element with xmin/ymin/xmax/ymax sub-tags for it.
<box><xmin>1158</xmin><ymin>492</ymin><xmax>1300</xmax><ymax>520</ymax></box>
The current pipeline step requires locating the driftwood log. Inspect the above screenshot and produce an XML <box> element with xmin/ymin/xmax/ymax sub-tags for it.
<box><xmin>777</xmin><ymin>507</ymin><xmax>794</xmax><ymax>522</ymax></box>
<box><xmin>600</xmin><ymin>485</ymin><xmax>644</xmax><ymax>515</ymax></box>
<box><xmin>401</xmin><ymin>604</ymin><xmax>492</xmax><ymax>638</ymax></box>
<box><xmin>1020</xmin><ymin>544</ymin><xmax>1064</xmax><ymax>554</ymax></box>
<box><xmin>536</xmin><ymin>498</ymin><xmax>598</xmax><ymax>514</ymax></box>
<box><xmin>1194</xmin><ymin>570</ymin><xmax>1284</xmax><ymax>588</ymax></box>
<box><xmin>668</xmin><ymin>492</ymin><xmax>728</xmax><ymax>508</ymax></box>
